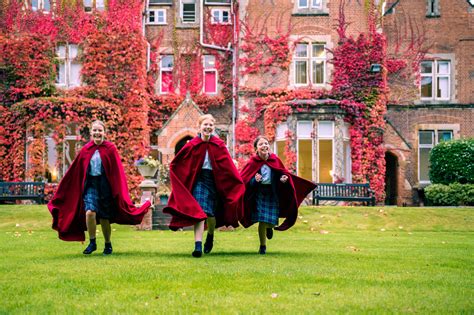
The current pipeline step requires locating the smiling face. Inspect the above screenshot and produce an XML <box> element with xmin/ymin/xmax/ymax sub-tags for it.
<box><xmin>91</xmin><ymin>123</ymin><xmax>105</xmax><ymax>145</ymax></box>
<box><xmin>256</xmin><ymin>137</ymin><xmax>270</xmax><ymax>159</ymax></box>
<box><xmin>199</xmin><ymin>118</ymin><xmax>215</xmax><ymax>141</ymax></box>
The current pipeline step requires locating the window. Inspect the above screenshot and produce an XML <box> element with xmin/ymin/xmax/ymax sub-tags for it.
<box><xmin>181</xmin><ymin>0</ymin><xmax>196</xmax><ymax>23</ymax></box>
<box><xmin>83</xmin><ymin>0</ymin><xmax>105</xmax><ymax>12</ymax></box>
<box><xmin>275</xmin><ymin>123</ymin><xmax>288</xmax><ymax>163</ymax></box>
<box><xmin>147</xmin><ymin>9</ymin><xmax>166</xmax><ymax>24</ymax></box>
<box><xmin>56</xmin><ymin>44</ymin><xmax>82</xmax><ymax>89</ymax></box>
<box><xmin>297</xmin><ymin>121</ymin><xmax>313</xmax><ymax>181</ymax></box>
<box><xmin>426</xmin><ymin>0</ymin><xmax>440</xmax><ymax>17</ymax></box>
<box><xmin>298</xmin><ymin>0</ymin><xmax>321</xmax><ymax>8</ymax></box>
<box><xmin>318</xmin><ymin>121</ymin><xmax>334</xmax><ymax>183</ymax></box>
<box><xmin>160</xmin><ymin>55</ymin><xmax>174</xmax><ymax>94</ymax></box>
<box><xmin>293</xmin><ymin>42</ymin><xmax>326</xmax><ymax>86</ymax></box>
<box><xmin>211</xmin><ymin>9</ymin><xmax>230</xmax><ymax>24</ymax></box>
<box><xmin>31</xmin><ymin>0</ymin><xmax>50</xmax><ymax>12</ymax></box>
<box><xmin>418</xmin><ymin>129</ymin><xmax>453</xmax><ymax>183</ymax></box>
<box><xmin>420</xmin><ymin>60</ymin><xmax>450</xmax><ymax>101</ymax></box>
<box><xmin>203</xmin><ymin>55</ymin><xmax>217</xmax><ymax>94</ymax></box>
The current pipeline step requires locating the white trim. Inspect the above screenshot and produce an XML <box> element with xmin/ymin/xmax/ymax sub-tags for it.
<box><xmin>292</xmin><ymin>41</ymin><xmax>327</xmax><ymax>87</ymax></box>
<box><xmin>159</xmin><ymin>55</ymin><xmax>174</xmax><ymax>94</ymax></box>
<box><xmin>417</xmin><ymin>129</ymin><xmax>453</xmax><ymax>183</ymax></box>
<box><xmin>55</xmin><ymin>44</ymin><xmax>82</xmax><ymax>89</ymax></box>
<box><xmin>181</xmin><ymin>0</ymin><xmax>196</xmax><ymax>23</ymax></box>
<box><xmin>296</xmin><ymin>121</ymin><xmax>313</xmax><ymax>181</ymax></box>
<box><xmin>147</xmin><ymin>8</ymin><xmax>167</xmax><ymax>25</ymax></box>
<box><xmin>317</xmin><ymin>121</ymin><xmax>334</xmax><ymax>183</ymax></box>
<box><xmin>211</xmin><ymin>8</ymin><xmax>231</xmax><ymax>24</ymax></box>
<box><xmin>298</xmin><ymin>0</ymin><xmax>309</xmax><ymax>9</ymax></box>
<box><xmin>420</xmin><ymin>59</ymin><xmax>451</xmax><ymax>101</ymax></box>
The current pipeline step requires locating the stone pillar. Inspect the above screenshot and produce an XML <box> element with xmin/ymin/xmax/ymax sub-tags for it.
<box><xmin>136</xmin><ymin>180</ymin><xmax>157</xmax><ymax>231</ymax></box>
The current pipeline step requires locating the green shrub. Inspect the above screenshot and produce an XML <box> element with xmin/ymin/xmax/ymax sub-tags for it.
<box><xmin>429</xmin><ymin>138</ymin><xmax>474</xmax><ymax>185</ymax></box>
<box><xmin>425</xmin><ymin>183</ymin><xmax>474</xmax><ymax>206</ymax></box>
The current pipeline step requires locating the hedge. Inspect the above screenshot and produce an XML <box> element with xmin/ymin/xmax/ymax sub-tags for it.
<box><xmin>425</xmin><ymin>183</ymin><xmax>474</xmax><ymax>206</ymax></box>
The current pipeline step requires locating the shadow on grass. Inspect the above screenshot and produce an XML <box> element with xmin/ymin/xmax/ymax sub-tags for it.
<box><xmin>46</xmin><ymin>250</ymin><xmax>309</xmax><ymax>260</ymax></box>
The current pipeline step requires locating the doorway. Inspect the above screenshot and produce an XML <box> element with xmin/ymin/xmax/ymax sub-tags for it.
<box><xmin>384</xmin><ymin>151</ymin><xmax>398</xmax><ymax>205</ymax></box>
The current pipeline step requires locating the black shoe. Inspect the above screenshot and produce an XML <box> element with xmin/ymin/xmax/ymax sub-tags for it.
<box><xmin>192</xmin><ymin>250</ymin><xmax>202</xmax><ymax>258</ymax></box>
<box><xmin>83</xmin><ymin>242</ymin><xmax>97</xmax><ymax>255</ymax></box>
<box><xmin>192</xmin><ymin>241</ymin><xmax>202</xmax><ymax>258</ymax></box>
<box><xmin>259</xmin><ymin>245</ymin><xmax>266</xmax><ymax>255</ymax></box>
<box><xmin>103</xmin><ymin>243</ymin><xmax>113</xmax><ymax>255</ymax></box>
<box><xmin>266</xmin><ymin>228</ymin><xmax>273</xmax><ymax>240</ymax></box>
<box><xmin>204</xmin><ymin>233</ymin><xmax>214</xmax><ymax>254</ymax></box>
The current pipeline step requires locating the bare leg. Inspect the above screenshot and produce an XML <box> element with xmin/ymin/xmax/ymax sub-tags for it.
<box><xmin>85</xmin><ymin>210</ymin><xmax>96</xmax><ymax>239</ymax></box>
<box><xmin>100</xmin><ymin>219</ymin><xmax>111</xmax><ymax>243</ymax></box>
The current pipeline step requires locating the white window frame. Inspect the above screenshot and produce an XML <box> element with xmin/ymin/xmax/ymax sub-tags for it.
<box><xmin>83</xmin><ymin>0</ymin><xmax>105</xmax><ymax>12</ymax></box>
<box><xmin>298</xmin><ymin>0</ymin><xmax>309</xmax><ymax>8</ymax></box>
<box><xmin>293</xmin><ymin>42</ymin><xmax>327</xmax><ymax>86</ymax></box>
<box><xmin>311</xmin><ymin>0</ymin><xmax>322</xmax><ymax>8</ymax></box>
<box><xmin>317</xmin><ymin>121</ymin><xmax>335</xmax><ymax>183</ymax></box>
<box><xmin>159</xmin><ymin>55</ymin><xmax>174</xmax><ymax>94</ymax></box>
<box><xmin>31</xmin><ymin>0</ymin><xmax>50</xmax><ymax>12</ymax></box>
<box><xmin>56</xmin><ymin>44</ymin><xmax>82</xmax><ymax>89</ymax></box>
<box><xmin>147</xmin><ymin>8</ymin><xmax>167</xmax><ymax>25</ymax></box>
<box><xmin>420</xmin><ymin>59</ymin><xmax>451</xmax><ymax>101</ymax></box>
<box><xmin>418</xmin><ymin>129</ymin><xmax>453</xmax><ymax>184</ymax></box>
<box><xmin>181</xmin><ymin>0</ymin><xmax>196</xmax><ymax>23</ymax></box>
<box><xmin>203</xmin><ymin>55</ymin><xmax>218</xmax><ymax>95</ymax></box>
<box><xmin>211</xmin><ymin>8</ymin><xmax>231</xmax><ymax>24</ymax></box>
<box><xmin>274</xmin><ymin>123</ymin><xmax>288</xmax><ymax>158</ymax></box>
<box><xmin>296</xmin><ymin>121</ymin><xmax>313</xmax><ymax>181</ymax></box>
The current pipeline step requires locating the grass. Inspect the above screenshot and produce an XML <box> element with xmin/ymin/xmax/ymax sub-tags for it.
<box><xmin>0</xmin><ymin>205</ymin><xmax>473</xmax><ymax>314</ymax></box>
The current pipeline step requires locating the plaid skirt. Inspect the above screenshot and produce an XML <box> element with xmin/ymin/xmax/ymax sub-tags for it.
<box><xmin>252</xmin><ymin>184</ymin><xmax>279</xmax><ymax>226</ymax></box>
<box><xmin>192</xmin><ymin>170</ymin><xmax>217</xmax><ymax>217</ymax></box>
<box><xmin>83</xmin><ymin>174</ymin><xmax>114</xmax><ymax>219</ymax></box>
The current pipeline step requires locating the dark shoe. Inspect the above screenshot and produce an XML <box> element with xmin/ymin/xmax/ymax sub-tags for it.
<box><xmin>192</xmin><ymin>241</ymin><xmax>202</xmax><ymax>258</ymax></box>
<box><xmin>103</xmin><ymin>242</ymin><xmax>113</xmax><ymax>255</ymax></box>
<box><xmin>266</xmin><ymin>228</ymin><xmax>273</xmax><ymax>240</ymax></box>
<box><xmin>259</xmin><ymin>245</ymin><xmax>266</xmax><ymax>255</ymax></box>
<box><xmin>204</xmin><ymin>233</ymin><xmax>214</xmax><ymax>254</ymax></box>
<box><xmin>83</xmin><ymin>242</ymin><xmax>97</xmax><ymax>255</ymax></box>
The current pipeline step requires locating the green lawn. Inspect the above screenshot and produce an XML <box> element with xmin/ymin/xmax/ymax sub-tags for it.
<box><xmin>0</xmin><ymin>205</ymin><xmax>473</xmax><ymax>314</ymax></box>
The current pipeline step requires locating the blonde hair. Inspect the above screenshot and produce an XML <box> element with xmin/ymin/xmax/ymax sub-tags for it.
<box><xmin>198</xmin><ymin>114</ymin><xmax>216</xmax><ymax>128</ymax></box>
<box><xmin>91</xmin><ymin>120</ymin><xmax>106</xmax><ymax>132</ymax></box>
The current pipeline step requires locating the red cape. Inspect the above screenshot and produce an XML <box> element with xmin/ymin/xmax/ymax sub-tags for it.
<box><xmin>163</xmin><ymin>136</ymin><xmax>245</xmax><ymax>230</ymax></box>
<box><xmin>47</xmin><ymin>141</ymin><xmax>151</xmax><ymax>242</ymax></box>
<box><xmin>239</xmin><ymin>153</ymin><xmax>316</xmax><ymax>231</ymax></box>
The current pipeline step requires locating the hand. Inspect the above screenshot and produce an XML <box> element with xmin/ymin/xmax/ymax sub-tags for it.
<box><xmin>255</xmin><ymin>173</ymin><xmax>262</xmax><ymax>182</ymax></box>
<box><xmin>280</xmin><ymin>175</ymin><xmax>288</xmax><ymax>183</ymax></box>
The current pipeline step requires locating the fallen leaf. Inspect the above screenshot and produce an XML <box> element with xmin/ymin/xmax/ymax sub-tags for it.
<box><xmin>319</xmin><ymin>230</ymin><xmax>329</xmax><ymax>234</ymax></box>
<box><xmin>380</xmin><ymin>228</ymin><xmax>386</xmax><ymax>232</ymax></box>
<box><xmin>313</xmin><ymin>292</ymin><xmax>321</xmax><ymax>296</ymax></box>
<box><xmin>15</xmin><ymin>223</ymin><xmax>20</xmax><ymax>227</ymax></box>
<box><xmin>271</xmin><ymin>293</ymin><xmax>278</xmax><ymax>298</ymax></box>
<box><xmin>347</xmin><ymin>246</ymin><xmax>360</xmax><ymax>252</ymax></box>
<box><xmin>398</xmin><ymin>226</ymin><xmax>403</xmax><ymax>229</ymax></box>
<box><xmin>303</xmin><ymin>220</ymin><xmax>308</xmax><ymax>223</ymax></box>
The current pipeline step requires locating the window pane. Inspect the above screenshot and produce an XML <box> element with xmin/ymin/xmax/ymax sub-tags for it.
<box><xmin>319</xmin><ymin>139</ymin><xmax>333</xmax><ymax>183</ymax></box>
<box><xmin>420</xmin><ymin>77</ymin><xmax>432</xmax><ymax>98</ymax></box>
<box><xmin>312</xmin><ymin>44</ymin><xmax>325</xmax><ymax>57</ymax></box>
<box><xmin>419</xmin><ymin>130</ymin><xmax>433</xmax><ymax>145</ymax></box>
<box><xmin>222</xmin><ymin>11</ymin><xmax>229</xmax><ymax>22</ymax></box>
<box><xmin>57</xmin><ymin>46</ymin><xmax>66</xmax><ymax>58</ymax></box>
<box><xmin>438</xmin><ymin>130</ymin><xmax>453</xmax><ymax>142</ymax></box>
<box><xmin>298</xmin><ymin>139</ymin><xmax>312</xmax><ymax>181</ymax></box>
<box><xmin>96</xmin><ymin>0</ymin><xmax>105</xmax><ymax>9</ymax></box>
<box><xmin>70</xmin><ymin>63</ymin><xmax>82</xmax><ymax>87</ymax></box>
<box><xmin>437</xmin><ymin>61</ymin><xmax>449</xmax><ymax>74</ymax></box>
<box><xmin>149</xmin><ymin>11</ymin><xmax>155</xmax><ymax>22</ymax></box>
<box><xmin>43</xmin><ymin>0</ymin><xmax>50</xmax><ymax>11</ymax></box>
<box><xmin>318</xmin><ymin>121</ymin><xmax>333</xmax><ymax>137</ymax></box>
<box><xmin>295</xmin><ymin>61</ymin><xmax>307</xmax><ymax>84</ymax></box>
<box><xmin>204</xmin><ymin>55</ymin><xmax>215</xmax><ymax>68</ymax></box>
<box><xmin>437</xmin><ymin>77</ymin><xmax>449</xmax><ymax>98</ymax></box>
<box><xmin>276</xmin><ymin>123</ymin><xmax>288</xmax><ymax>139</ymax></box>
<box><xmin>157</xmin><ymin>10</ymin><xmax>165</xmax><ymax>23</ymax></box>
<box><xmin>161</xmin><ymin>55</ymin><xmax>173</xmax><ymax>68</ymax></box>
<box><xmin>312</xmin><ymin>60</ymin><xmax>324</xmax><ymax>84</ymax></box>
<box><xmin>295</xmin><ymin>44</ymin><xmax>308</xmax><ymax>57</ymax></box>
<box><xmin>276</xmin><ymin>140</ymin><xmax>286</xmax><ymax>162</ymax></box>
<box><xmin>69</xmin><ymin>45</ymin><xmax>78</xmax><ymax>59</ymax></box>
<box><xmin>32</xmin><ymin>0</ymin><xmax>39</xmax><ymax>10</ymax></box>
<box><xmin>312</xmin><ymin>0</ymin><xmax>321</xmax><ymax>7</ymax></box>
<box><xmin>57</xmin><ymin>63</ymin><xmax>66</xmax><ymax>84</ymax></box>
<box><xmin>84</xmin><ymin>0</ymin><xmax>92</xmax><ymax>7</ymax></box>
<box><xmin>45</xmin><ymin>137</ymin><xmax>58</xmax><ymax>182</ymax></box>
<box><xmin>299</xmin><ymin>0</ymin><xmax>308</xmax><ymax>7</ymax></box>
<box><xmin>161</xmin><ymin>71</ymin><xmax>173</xmax><ymax>93</ymax></box>
<box><xmin>204</xmin><ymin>71</ymin><xmax>217</xmax><ymax>93</ymax></box>
<box><xmin>420</xmin><ymin>61</ymin><xmax>432</xmax><ymax>74</ymax></box>
<box><xmin>419</xmin><ymin>147</ymin><xmax>431</xmax><ymax>181</ymax></box>
<box><xmin>297</xmin><ymin>121</ymin><xmax>312</xmax><ymax>138</ymax></box>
